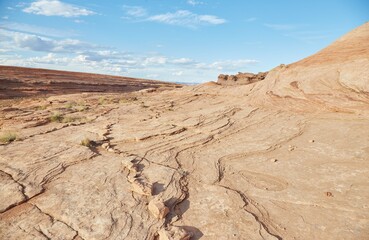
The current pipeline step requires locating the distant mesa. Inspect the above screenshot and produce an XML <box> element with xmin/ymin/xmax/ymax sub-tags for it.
<box><xmin>0</xmin><ymin>66</ymin><xmax>181</xmax><ymax>99</ymax></box>
<box><xmin>217</xmin><ymin>71</ymin><xmax>268</xmax><ymax>85</ymax></box>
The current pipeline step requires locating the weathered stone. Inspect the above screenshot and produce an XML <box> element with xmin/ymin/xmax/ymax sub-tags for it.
<box><xmin>148</xmin><ymin>197</ymin><xmax>169</xmax><ymax>219</ymax></box>
<box><xmin>158</xmin><ymin>226</ymin><xmax>192</xmax><ymax>240</ymax></box>
<box><xmin>131</xmin><ymin>179</ymin><xmax>152</xmax><ymax>196</ymax></box>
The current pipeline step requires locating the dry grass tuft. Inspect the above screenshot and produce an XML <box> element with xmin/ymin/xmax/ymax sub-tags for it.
<box><xmin>80</xmin><ymin>138</ymin><xmax>92</xmax><ymax>147</ymax></box>
<box><xmin>0</xmin><ymin>132</ymin><xmax>17</xmax><ymax>144</ymax></box>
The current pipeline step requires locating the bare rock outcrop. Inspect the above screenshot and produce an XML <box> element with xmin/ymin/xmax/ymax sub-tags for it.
<box><xmin>1</xmin><ymin>23</ymin><xmax>369</xmax><ymax>240</ymax></box>
<box><xmin>217</xmin><ymin>72</ymin><xmax>267</xmax><ymax>85</ymax></box>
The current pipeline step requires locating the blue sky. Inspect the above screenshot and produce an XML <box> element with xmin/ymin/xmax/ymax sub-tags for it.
<box><xmin>0</xmin><ymin>0</ymin><xmax>368</xmax><ymax>83</ymax></box>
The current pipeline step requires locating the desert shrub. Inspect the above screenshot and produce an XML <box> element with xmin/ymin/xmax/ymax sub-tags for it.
<box><xmin>98</xmin><ymin>97</ymin><xmax>106</xmax><ymax>105</ymax></box>
<box><xmin>50</xmin><ymin>112</ymin><xmax>64</xmax><ymax>122</ymax></box>
<box><xmin>120</xmin><ymin>97</ymin><xmax>138</xmax><ymax>104</ymax></box>
<box><xmin>76</xmin><ymin>104</ymin><xmax>89</xmax><ymax>112</ymax></box>
<box><xmin>0</xmin><ymin>132</ymin><xmax>17</xmax><ymax>144</ymax></box>
<box><xmin>65</xmin><ymin>102</ymin><xmax>76</xmax><ymax>109</ymax></box>
<box><xmin>80</xmin><ymin>138</ymin><xmax>92</xmax><ymax>147</ymax></box>
<box><xmin>61</xmin><ymin>116</ymin><xmax>78</xmax><ymax>123</ymax></box>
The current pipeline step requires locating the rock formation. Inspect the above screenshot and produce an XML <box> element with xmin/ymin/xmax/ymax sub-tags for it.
<box><xmin>217</xmin><ymin>72</ymin><xmax>267</xmax><ymax>85</ymax></box>
<box><xmin>1</xmin><ymin>23</ymin><xmax>369</xmax><ymax>239</ymax></box>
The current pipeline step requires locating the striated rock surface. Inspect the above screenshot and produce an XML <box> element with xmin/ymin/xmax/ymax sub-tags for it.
<box><xmin>1</xmin><ymin>23</ymin><xmax>369</xmax><ymax>239</ymax></box>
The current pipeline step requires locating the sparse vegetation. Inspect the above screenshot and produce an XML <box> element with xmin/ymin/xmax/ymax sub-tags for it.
<box><xmin>36</xmin><ymin>105</ymin><xmax>48</xmax><ymax>110</ymax></box>
<box><xmin>98</xmin><ymin>97</ymin><xmax>106</xmax><ymax>105</ymax></box>
<box><xmin>65</xmin><ymin>102</ymin><xmax>76</xmax><ymax>109</ymax></box>
<box><xmin>49</xmin><ymin>113</ymin><xmax>80</xmax><ymax>123</ymax></box>
<box><xmin>61</xmin><ymin>116</ymin><xmax>78</xmax><ymax>123</ymax></box>
<box><xmin>80</xmin><ymin>138</ymin><xmax>92</xmax><ymax>147</ymax></box>
<box><xmin>0</xmin><ymin>132</ymin><xmax>17</xmax><ymax>144</ymax></box>
<box><xmin>65</xmin><ymin>101</ymin><xmax>89</xmax><ymax>112</ymax></box>
<box><xmin>50</xmin><ymin>112</ymin><xmax>64</xmax><ymax>122</ymax></box>
<box><xmin>76</xmin><ymin>104</ymin><xmax>89</xmax><ymax>112</ymax></box>
<box><xmin>120</xmin><ymin>97</ymin><xmax>138</xmax><ymax>104</ymax></box>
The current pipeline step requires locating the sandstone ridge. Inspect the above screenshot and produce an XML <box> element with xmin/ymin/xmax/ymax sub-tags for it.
<box><xmin>217</xmin><ymin>71</ymin><xmax>268</xmax><ymax>85</ymax></box>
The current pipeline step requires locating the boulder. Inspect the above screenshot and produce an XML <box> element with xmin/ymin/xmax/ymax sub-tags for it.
<box><xmin>148</xmin><ymin>197</ymin><xmax>169</xmax><ymax>219</ymax></box>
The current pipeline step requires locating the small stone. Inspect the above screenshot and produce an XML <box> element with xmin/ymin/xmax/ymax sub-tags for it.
<box><xmin>309</xmin><ymin>139</ymin><xmax>315</xmax><ymax>143</ymax></box>
<box><xmin>158</xmin><ymin>226</ymin><xmax>192</xmax><ymax>240</ymax></box>
<box><xmin>122</xmin><ymin>157</ymin><xmax>138</xmax><ymax>172</ymax></box>
<box><xmin>108</xmin><ymin>148</ymin><xmax>115</xmax><ymax>152</ymax></box>
<box><xmin>148</xmin><ymin>197</ymin><xmax>169</xmax><ymax>219</ymax></box>
<box><xmin>325</xmin><ymin>192</ymin><xmax>333</xmax><ymax>197</ymax></box>
<box><xmin>131</xmin><ymin>179</ymin><xmax>152</xmax><ymax>196</ymax></box>
<box><xmin>270</xmin><ymin>158</ymin><xmax>278</xmax><ymax>162</ymax></box>
<box><xmin>101</xmin><ymin>142</ymin><xmax>110</xmax><ymax>149</ymax></box>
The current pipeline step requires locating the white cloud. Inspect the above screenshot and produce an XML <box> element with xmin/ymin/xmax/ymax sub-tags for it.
<box><xmin>2</xmin><ymin>16</ymin><xmax>9</xmax><ymax>20</ymax></box>
<box><xmin>0</xmin><ymin>21</ymin><xmax>77</xmax><ymax>38</ymax></box>
<box><xmin>74</xmin><ymin>19</ymin><xmax>85</xmax><ymax>24</ymax></box>
<box><xmin>143</xmin><ymin>56</ymin><xmax>167</xmax><ymax>65</ymax></box>
<box><xmin>187</xmin><ymin>0</ymin><xmax>203</xmax><ymax>6</ymax></box>
<box><xmin>23</xmin><ymin>0</ymin><xmax>95</xmax><ymax>18</ymax></box>
<box><xmin>123</xmin><ymin>6</ymin><xmax>147</xmax><ymax>17</ymax></box>
<box><xmin>1</xmin><ymin>30</ymin><xmax>96</xmax><ymax>53</ymax></box>
<box><xmin>146</xmin><ymin>73</ymin><xmax>159</xmax><ymax>78</ymax></box>
<box><xmin>172</xmin><ymin>71</ymin><xmax>183</xmax><ymax>76</ymax></box>
<box><xmin>122</xmin><ymin>7</ymin><xmax>226</xmax><ymax>29</ymax></box>
<box><xmin>195</xmin><ymin>59</ymin><xmax>259</xmax><ymax>71</ymax></box>
<box><xmin>171</xmin><ymin>58</ymin><xmax>194</xmax><ymax>64</ymax></box>
<box><xmin>14</xmin><ymin>34</ymin><xmax>54</xmax><ymax>51</ymax></box>
<box><xmin>148</xmin><ymin>10</ymin><xmax>226</xmax><ymax>28</ymax></box>
<box><xmin>0</xmin><ymin>29</ymin><xmax>259</xmax><ymax>83</ymax></box>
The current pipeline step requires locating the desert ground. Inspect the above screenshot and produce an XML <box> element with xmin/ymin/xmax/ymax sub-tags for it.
<box><xmin>0</xmin><ymin>23</ymin><xmax>368</xmax><ymax>240</ymax></box>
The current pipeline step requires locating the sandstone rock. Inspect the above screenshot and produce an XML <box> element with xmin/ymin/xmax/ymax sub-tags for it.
<box><xmin>1</xmin><ymin>22</ymin><xmax>369</xmax><ymax>240</ymax></box>
<box><xmin>217</xmin><ymin>71</ymin><xmax>267</xmax><ymax>85</ymax></box>
<box><xmin>148</xmin><ymin>197</ymin><xmax>169</xmax><ymax>219</ymax></box>
<box><xmin>217</xmin><ymin>74</ymin><xmax>228</xmax><ymax>82</ymax></box>
<box><xmin>121</xmin><ymin>156</ymin><xmax>138</xmax><ymax>172</ymax></box>
<box><xmin>158</xmin><ymin>226</ymin><xmax>192</xmax><ymax>240</ymax></box>
<box><xmin>131</xmin><ymin>179</ymin><xmax>152</xmax><ymax>196</ymax></box>
<box><xmin>101</xmin><ymin>142</ymin><xmax>110</xmax><ymax>149</ymax></box>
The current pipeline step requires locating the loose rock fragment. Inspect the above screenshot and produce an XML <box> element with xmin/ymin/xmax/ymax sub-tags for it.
<box><xmin>148</xmin><ymin>197</ymin><xmax>169</xmax><ymax>219</ymax></box>
<box><xmin>107</xmin><ymin>148</ymin><xmax>115</xmax><ymax>153</ymax></box>
<box><xmin>288</xmin><ymin>145</ymin><xmax>296</xmax><ymax>151</ymax></box>
<box><xmin>131</xmin><ymin>179</ymin><xmax>152</xmax><ymax>196</ymax></box>
<box><xmin>158</xmin><ymin>226</ymin><xmax>192</xmax><ymax>240</ymax></box>
<box><xmin>101</xmin><ymin>142</ymin><xmax>110</xmax><ymax>150</ymax></box>
<box><xmin>121</xmin><ymin>156</ymin><xmax>138</xmax><ymax>173</ymax></box>
<box><xmin>270</xmin><ymin>158</ymin><xmax>278</xmax><ymax>163</ymax></box>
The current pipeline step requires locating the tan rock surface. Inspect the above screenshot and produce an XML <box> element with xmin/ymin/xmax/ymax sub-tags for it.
<box><xmin>1</xmin><ymin>23</ymin><xmax>369</xmax><ymax>239</ymax></box>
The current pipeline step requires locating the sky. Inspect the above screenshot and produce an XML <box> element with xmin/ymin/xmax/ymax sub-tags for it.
<box><xmin>0</xmin><ymin>0</ymin><xmax>368</xmax><ymax>83</ymax></box>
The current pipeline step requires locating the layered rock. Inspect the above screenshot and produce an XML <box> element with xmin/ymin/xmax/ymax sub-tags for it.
<box><xmin>1</xmin><ymin>23</ymin><xmax>369</xmax><ymax>240</ymax></box>
<box><xmin>217</xmin><ymin>72</ymin><xmax>268</xmax><ymax>85</ymax></box>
